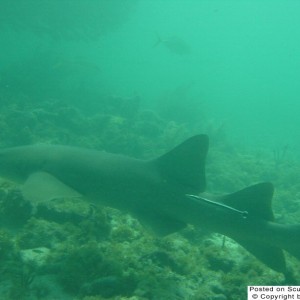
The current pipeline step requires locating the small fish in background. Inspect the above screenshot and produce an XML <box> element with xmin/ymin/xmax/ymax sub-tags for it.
<box><xmin>154</xmin><ymin>33</ymin><xmax>191</xmax><ymax>55</ymax></box>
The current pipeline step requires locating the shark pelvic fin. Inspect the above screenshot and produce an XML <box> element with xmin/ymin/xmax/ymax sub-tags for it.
<box><xmin>154</xmin><ymin>134</ymin><xmax>208</xmax><ymax>193</ymax></box>
<box><xmin>135</xmin><ymin>209</ymin><xmax>187</xmax><ymax>236</ymax></box>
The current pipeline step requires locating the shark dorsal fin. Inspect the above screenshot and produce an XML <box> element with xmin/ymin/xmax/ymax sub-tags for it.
<box><xmin>221</xmin><ymin>182</ymin><xmax>275</xmax><ymax>221</ymax></box>
<box><xmin>154</xmin><ymin>134</ymin><xmax>209</xmax><ymax>193</ymax></box>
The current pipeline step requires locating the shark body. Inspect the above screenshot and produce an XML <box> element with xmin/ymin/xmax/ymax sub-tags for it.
<box><xmin>0</xmin><ymin>135</ymin><xmax>299</xmax><ymax>273</ymax></box>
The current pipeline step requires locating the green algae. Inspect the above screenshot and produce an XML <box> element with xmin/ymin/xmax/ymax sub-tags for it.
<box><xmin>0</xmin><ymin>187</ymin><xmax>32</xmax><ymax>228</ymax></box>
<box><xmin>56</xmin><ymin>242</ymin><xmax>122</xmax><ymax>295</ymax></box>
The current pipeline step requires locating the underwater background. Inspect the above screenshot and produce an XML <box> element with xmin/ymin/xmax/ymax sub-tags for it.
<box><xmin>0</xmin><ymin>0</ymin><xmax>299</xmax><ymax>299</ymax></box>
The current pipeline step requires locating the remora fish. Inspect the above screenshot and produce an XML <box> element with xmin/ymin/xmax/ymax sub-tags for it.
<box><xmin>0</xmin><ymin>135</ymin><xmax>299</xmax><ymax>273</ymax></box>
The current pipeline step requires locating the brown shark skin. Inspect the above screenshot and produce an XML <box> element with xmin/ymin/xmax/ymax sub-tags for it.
<box><xmin>0</xmin><ymin>135</ymin><xmax>299</xmax><ymax>274</ymax></box>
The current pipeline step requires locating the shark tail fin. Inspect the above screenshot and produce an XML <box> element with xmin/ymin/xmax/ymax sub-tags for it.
<box><xmin>221</xmin><ymin>182</ymin><xmax>288</xmax><ymax>273</ymax></box>
<box><xmin>154</xmin><ymin>134</ymin><xmax>209</xmax><ymax>193</ymax></box>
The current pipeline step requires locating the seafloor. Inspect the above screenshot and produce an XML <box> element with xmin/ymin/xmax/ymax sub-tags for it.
<box><xmin>0</xmin><ymin>94</ymin><xmax>299</xmax><ymax>300</ymax></box>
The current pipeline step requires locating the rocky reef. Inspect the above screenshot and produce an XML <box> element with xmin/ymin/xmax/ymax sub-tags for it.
<box><xmin>0</xmin><ymin>93</ymin><xmax>299</xmax><ymax>299</ymax></box>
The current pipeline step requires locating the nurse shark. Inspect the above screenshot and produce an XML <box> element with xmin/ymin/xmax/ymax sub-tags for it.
<box><xmin>0</xmin><ymin>135</ymin><xmax>299</xmax><ymax>274</ymax></box>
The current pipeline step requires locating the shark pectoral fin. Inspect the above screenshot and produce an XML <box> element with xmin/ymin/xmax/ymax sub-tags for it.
<box><xmin>22</xmin><ymin>171</ymin><xmax>83</xmax><ymax>205</ymax></box>
<box><xmin>235</xmin><ymin>238</ymin><xmax>286</xmax><ymax>273</ymax></box>
<box><xmin>136</xmin><ymin>211</ymin><xmax>187</xmax><ymax>237</ymax></box>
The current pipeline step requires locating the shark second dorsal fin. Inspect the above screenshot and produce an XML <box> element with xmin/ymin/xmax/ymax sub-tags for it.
<box><xmin>221</xmin><ymin>182</ymin><xmax>275</xmax><ymax>221</ymax></box>
<box><xmin>154</xmin><ymin>134</ymin><xmax>209</xmax><ymax>193</ymax></box>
